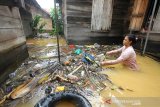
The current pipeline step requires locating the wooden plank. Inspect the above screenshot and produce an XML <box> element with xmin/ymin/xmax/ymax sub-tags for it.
<box><xmin>148</xmin><ymin>35</ymin><xmax>160</xmax><ymax>41</ymax></box>
<box><xmin>67</xmin><ymin>21</ymin><xmax>91</xmax><ymax>24</ymax></box>
<box><xmin>67</xmin><ymin>14</ymin><xmax>91</xmax><ymax>18</ymax></box>
<box><xmin>67</xmin><ymin>36</ymin><xmax>123</xmax><ymax>45</ymax></box>
<box><xmin>129</xmin><ymin>0</ymin><xmax>149</xmax><ymax>31</ymax></box>
<box><xmin>67</xmin><ymin>27</ymin><xmax>122</xmax><ymax>37</ymax></box>
<box><xmin>67</xmin><ymin>0</ymin><xmax>92</xmax><ymax>3</ymax></box>
<box><xmin>67</xmin><ymin>16</ymin><xmax>91</xmax><ymax>23</ymax></box>
<box><xmin>67</xmin><ymin>1</ymin><xmax>91</xmax><ymax>6</ymax></box>
<box><xmin>91</xmin><ymin>0</ymin><xmax>113</xmax><ymax>31</ymax></box>
<box><xmin>67</xmin><ymin>23</ymin><xmax>90</xmax><ymax>28</ymax></box>
<box><xmin>0</xmin><ymin>6</ymin><xmax>20</xmax><ymax>19</ymax></box>
<box><xmin>0</xmin><ymin>36</ymin><xmax>26</xmax><ymax>53</ymax></box>
<box><xmin>0</xmin><ymin>15</ymin><xmax>21</xmax><ymax>29</ymax></box>
<box><xmin>139</xmin><ymin>0</ymin><xmax>148</xmax><ymax>15</ymax></box>
<box><xmin>114</xmin><ymin>1</ymin><xmax>130</xmax><ymax>6</ymax></box>
<box><xmin>67</xmin><ymin>4</ymin><xmax>92</xmax><ymax>12</ymax></box>
<box><xmin>0</xmin><ymin>29</ymin><xmax>24</xmax><ymax>42</ymax></box>
<box><xmin>67</xmin><ymin>10</ymin><xmax>91</xmax><ymax>17</ymax></box>
<box><xmin>130</xmin><ymin>17</ymin><xmax>144</xmax><ymax>30</ymax></box>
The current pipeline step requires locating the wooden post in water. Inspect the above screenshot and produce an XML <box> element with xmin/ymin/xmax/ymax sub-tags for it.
<box><xmin>143</xmin><ymin>0</ymin><xmax>158</xmax><ymax>55</ymax></box>
<box><xmin>54</xmin><ymin>0</ymin><xmax>61</xmax><ymax>63</ymax></box>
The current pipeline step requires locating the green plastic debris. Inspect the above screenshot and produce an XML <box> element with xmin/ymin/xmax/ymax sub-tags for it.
<box><xmin>74</xmin><ymin>49</ymin><xmax>82</xmax><ymax>55</ymax></box>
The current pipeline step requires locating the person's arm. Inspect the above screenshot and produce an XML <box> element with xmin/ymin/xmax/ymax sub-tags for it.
<box><xmin>106</xmin><ymin>46</ymin><xmax>124</xmax><ymax>55</ymax></box>
<box><xmin>101</xmin><ymin>49</ymin><xmax>130</xmax><ymax>65</ymax></box>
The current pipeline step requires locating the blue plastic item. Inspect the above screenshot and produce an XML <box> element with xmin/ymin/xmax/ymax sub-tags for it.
<box><xmin>82</xmin><ymin>53</ymin><xmax>95</xmax><ymax>64</ymax></box>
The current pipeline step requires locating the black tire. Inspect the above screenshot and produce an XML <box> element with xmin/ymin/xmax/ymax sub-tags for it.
<box><xmin>34</xmin><ymin>91</ymin><xmax>92</xmax><ymax>107</ymax></box>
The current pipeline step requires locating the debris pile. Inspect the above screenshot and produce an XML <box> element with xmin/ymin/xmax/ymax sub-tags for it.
<box><xmin>0</xmin><ymin>41</ymin><xmax>121</xmax><ymax>107</ymax></box>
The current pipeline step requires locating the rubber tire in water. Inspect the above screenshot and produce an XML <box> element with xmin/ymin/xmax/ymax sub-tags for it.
<box><xmin>34</xmin><ymin>91</ymin><xmax>92</xmax><ymax>107</ymax></box>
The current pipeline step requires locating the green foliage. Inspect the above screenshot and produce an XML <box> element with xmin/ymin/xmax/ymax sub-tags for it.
<box><xmin>49</xmin><ymin>29</ymin><xmax>56</xmax><ymax>36</ymax></box>
<box><xmin>30</xmin><ymin>15</ymin><xmax>41</xmax><ymax>30</ymax></box>
<box><xmin>30</xmin><ymin>15</ymin><xmax>46</xmax><ymax>36</ymax></box>
<box><xmin>50</xmin><ymin>7</ymin><xmax>63</xmax><ymax>35</ymax></box>
<box><xmin>38</xmin><ymin>22</ymin><xmax>46</xmax><ymax>33</ymax></box>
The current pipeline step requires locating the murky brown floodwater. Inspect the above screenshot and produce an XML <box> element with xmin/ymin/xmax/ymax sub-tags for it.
<box><xmin>55</xmin><ymin>101</ymin><xmax>76</xmax><ymax>107</ymax></box>
<box><xmin>16</xmin><ymin>38</ymin><xmax>160</xmax><ymax>107</ymax></box>
<box><xmin>27</xmin><ymin>38</ymin><xmax>67</xmax><ymax>46</ymax></box>
<box><xmin>101</xmin><ymin>55</ymin><xmax>160</xmax><ymax>98</ymax></box>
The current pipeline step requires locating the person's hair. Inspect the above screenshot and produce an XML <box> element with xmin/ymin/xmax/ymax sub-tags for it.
<box><xmin>126</xmin><ymin>34</ymin><xmax>137</xmax><ymax>45</ymax></box>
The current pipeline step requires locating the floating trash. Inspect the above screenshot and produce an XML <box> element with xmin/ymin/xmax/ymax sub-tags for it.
<box><xmin>0</xmin><ymin>40</ymin><xmax>122</xmax><ymax>107</ymax></box>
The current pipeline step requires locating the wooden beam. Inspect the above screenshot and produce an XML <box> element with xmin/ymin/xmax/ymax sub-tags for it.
<box><xmin>0</xmin><ymin>36</ymin><xmax>26</xmax><ymax>53</ymax></box>
<box><xmin>0</xmin><ymin>6</ymin><xmax>20</xmax><ymax>19</ymax></box>
<box><xmin>0</xmin><ymin>29</ymin><xmax>24</xmax><ymax>42</ymax></box>
<box><xmin>129</xmin><ymin>0</ymin><xmax>149</xmax><ymax>31</ymax></box>
<box><xmin>67</xmin><ymin>4</ymin><xmax>91</xmax><ymax>12</ymax></box>
<box><xmin>0</xmin><ymin>15</ymin><xmax>22</xmax><ymax>29</ymax></box>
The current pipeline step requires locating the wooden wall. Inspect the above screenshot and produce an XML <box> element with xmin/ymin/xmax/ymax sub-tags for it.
<box><xmin>0</xmin><ymin>0</ymin><xmax>52</xmax><ymax>83</ymax></box>
<box><xmin>91</xmin><ymin>0</ymin><xmax>113</xmax><ymax>31</ymax></box>
<box><xmin>63</xmin><ymin>0</ymin><xmax>130</xmax><ymax>44</ymax></box>
<box><xmin>0</xmin><ymin>6</ymin><xmax>26</xmax><ymax>52</ymax></box>
<box><xmin>0</xmin><ymin>6</ymin><xmax>28</xmax><ymax>82</ymax></box>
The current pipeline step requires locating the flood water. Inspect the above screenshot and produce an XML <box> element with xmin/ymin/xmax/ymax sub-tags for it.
<box><xmin>16</xmin><ymin>38</ymin><xmax>160</xmax><ymax>107</ymax></box>
<box><xmin>27</xmin><ymin>38</ymin><xmax>67</xmax><ymax>46</ymax></box>
<box><xmin>101</xmin><ymin>55</ymin><xmax>160</xmax><ymax>98</ymax></box>
<box><xmin>55</xmin><ymin>101</ymin><xmax>76</xmax><ymax>107</ymax></box>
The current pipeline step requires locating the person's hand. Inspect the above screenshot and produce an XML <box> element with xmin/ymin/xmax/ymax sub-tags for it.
<box><xmin>101</xmin><ymin>61</ymin><xmax>111</xmax><ymax>66</ymax></box>
<box><xmin>100</xmin><ymin>61</ymin><xmax>106</xmax><ymax>66</ymax></box>
<box><xmin>106</xmin><ymin>51</ymin><xmax>112</xmax><ymax>55</ymax></box>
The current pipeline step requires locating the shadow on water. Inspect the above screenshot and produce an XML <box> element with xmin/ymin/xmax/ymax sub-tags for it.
<box><xmin>0</xmin><ymin>44</ymin><xmax>29</xmax><ymax>84</ymax></box>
